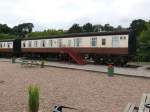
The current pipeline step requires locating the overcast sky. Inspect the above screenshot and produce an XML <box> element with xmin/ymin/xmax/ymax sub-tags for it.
<box><xmin>0</xmin><ymin>0</ymin><xmax>150</xmax><ymax>31</ymax></box>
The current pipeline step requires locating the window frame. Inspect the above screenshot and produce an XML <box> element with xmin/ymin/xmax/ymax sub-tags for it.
<box><xmin>41</xmin><ymin>40</ymin><xmax>46</xmax><ymax>48</ymax></box>
<box><xmin>102</xmin><ymin>38</ymin><xmax>106</xmax><ymax>46</ymax></box>
<box><xmin>34</xmin><ymin>40</ymin><xmax>38</xmax><ymax>48</ymax></box>
<box><xmin>28</xmin><ymin>41</ymin><xmax>32</xmax><ymax>48</ymax></box>
<box><xmin>7</xmin><ymin>43</ymin><xmax>10</xmax><ymax>48</ymax></box>
<box><xmin>57</xmin><ymin>39</ymin><xmax>62</xmax><ymax>47</ymax></box>
<box><xmin>49</xmin><ymin>40</ymin><xmax>53</xmax><ymax>47</ymax></box>
<box><xmin>68</xmin><ymin>40</ymin><xmax>72</xmax><ymax>47</ymax></box>
<box><xmin>23</xmin><ymin>42</ymin><xmax>26</xmax><ymax>48</ymax></box>
<box><xmin>3</xmin><ymin>43</ymin><xmax>5</xmax><ymax>48</ymax></box>
<box><xmin>91</xmin><ymin>37</ymin><xmax>97</xmax><ymax>47</ymax></box>
<box><xmin>0</xmin><ymin>43</ymin><xmax>2</xmax><ymax>48</ymax></box>
<box><xmin>74</xmin><ymin>38</ymin><xmax>81</xmax><ymax>47</ymax></box>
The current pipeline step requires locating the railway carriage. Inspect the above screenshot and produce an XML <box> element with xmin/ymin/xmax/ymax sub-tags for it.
<box><xmin>21</xmin><ymin>31</ymin><xmax>136</xmax><ymax>65</ymax></box>
<box><xmin>0</xmin><ymin>39</ymin><xmax>21</xmax><ymax>57</ymax></box>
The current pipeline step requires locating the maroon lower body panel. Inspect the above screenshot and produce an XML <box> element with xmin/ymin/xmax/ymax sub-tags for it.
<box><xmin>0</xmin><ymin>48</ymin><xmax>13</xmax><ymax>53</ymax></box>
<box><xmin>22</xmin><ymin>47</ymin><xmax>128</xmax><ymax>55</ymax></box>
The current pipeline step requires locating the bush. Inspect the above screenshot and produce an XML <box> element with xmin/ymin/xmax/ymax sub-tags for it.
<box><xmin>0</xmin><ymin>33</ymin><xmax>16</xmax><ymax>40</ymax></box>
<box><xmin>28</xmin><ymin>29</ymin><xmax>64</xmax><ymax>38</ymax></box>
<box><xmin>28</xmin><ymin>86</ymin><xmax>39</xmax><ymax>112</ymax></box>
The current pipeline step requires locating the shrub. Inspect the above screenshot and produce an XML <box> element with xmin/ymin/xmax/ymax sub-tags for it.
<box><xmin>28</xmin><ymin>86</ymin><xmax>39</xmax><ymax>112</ymax></box>
<box><xmin>40</xmin><ymin>60</ymin><xmax>45</xmax><ymax>68</ymax></box>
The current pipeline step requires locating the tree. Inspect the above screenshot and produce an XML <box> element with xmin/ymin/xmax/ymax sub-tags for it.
<box><xmin>93</xmin><ymin>24</ymin><xmax>104</xmax><ymax>32</ymax></box>
<box><xmin>130</xmin><ymin>19</ymin><xmax>147</xmax><ymax>59</ymax></box>
<box><xmin>0</xmin><ymin>24</ymin><xmax>12</xmax><ymax>34</ymax></box>
<box><xmin>67</xmin><ymin>24</ymin><xmax>83</xmax><ymax>33</ymax></box>
<box><xmin>12</xmin><ymin>23</ymin><xmax>34</xmax><ymax>38</ymax></box>
<box><xmin>130</xmin><ymin>19</ymin><xmax>147</xmax><ymax>37</ymax></box>
<box><xmin>82</xmin><ymin>23</ymin><xmax>93</xmax><ymax>32</ymax></box>
<box><xmin>137</xmin><ymin>22</ymin><xmax>150</xmax><ymax>61</ymax></box>
<box><xmin>140</xmin><ymin>31</ymin><xmax>150</xmax><ymax>44</ymax></box>
<box><xmin>104</xmin><ymin>24</ymin><xmax>114</xmax><ymax>31</ymax></box>
<box><xmin>115</xmin><ymin>25</ymin><xmax>123</xmax><ymax>31</ymax></box>
<box><xmin>139</xmin><ymin>23</ymin><xmax>150</xmax><ymax>46</ymax></box>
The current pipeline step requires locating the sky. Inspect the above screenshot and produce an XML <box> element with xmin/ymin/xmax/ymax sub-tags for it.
<box><xmin>0</xmin><ymin>0</ymin><xmax>150</xmax><ymax>31</ymax></box>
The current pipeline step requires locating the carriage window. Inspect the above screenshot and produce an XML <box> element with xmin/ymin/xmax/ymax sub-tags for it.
<box><xmin>49</xmin><ymin>40</ymin><xmax>53</xmax><ymax>47</ymax></box>
<box><xmin>102</xmin><ymin>38</ymin><xmax>106</xmax><ymax>45</ymax></box>
<box><xmin>91</xmin><ymin>37</ymin><xmax>97</xmax><ymax>47</ymax></box>
<box><xmin>3</xmin><ymin>43</ymin><xmax>5</xmax><ymax>47</ymax></box>
<box><xmin>41</xmin><ymin>40</ymin><xmax>45</xmax><ymax>47</ymax></box>
<box><xmin>112</xmin><ymin>36</ymin><xmax>119</xmax><ymax>47</ymax></box>
<box><xmin>23</xmin><ymin>42</ymin><xmax>26</xmax><ymax>47</ymax></box>
<box><xmin>74</xmin><ymin>38</ymin><xmax>81</xmax><ymax>47</ymax></box>
<box><xmin>57</xmin><ymin>39</ymin><xmax>62</xmax><ymax>47</ymax></box>
<box><xmin>0</xmin><ymin>43</ymin><xmax>2</xmax><ymax>48</ymax></box>
<box><xmin>7</xmin><ymin>42</ymin><xmax>12</xmax><ymax>48</ymax></box>
<box><xmin>54</xmin><ymin>40</ymin><xmax>57</xmax><ymax>45</ymax></box>
<box><xmin>7</xmin><ymin>44</ymin><xmax>10</xmax><ymax>48</ymax></box>
<box><xmin>120</xmin><ymin>36</ymin><xmax>126</xmax><ymax>40</ymax></box>
<box><xmin>28</xmin><ymin>41</ymin><xmax>32</xmax><ymax>47</ymax></box>
<box><xmin>34</xmin><ymin>41</ymin><xmax>38</xmax><ymax>47</ymax></box>
<box><xmin>68</xmin><ymin>40</ymin><xmax>71</xmax><ymax>47</ymax></box>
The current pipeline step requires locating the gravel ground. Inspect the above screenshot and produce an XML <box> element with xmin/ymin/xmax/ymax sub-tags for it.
<box><xmin>0</xmin><ymin>62</ymin><xmax>150</xmax><ymax>112</ymax></box>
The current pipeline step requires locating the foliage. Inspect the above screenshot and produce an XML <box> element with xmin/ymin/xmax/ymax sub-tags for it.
<box><xmin>137</xmin><ymin>23</ymin><xmax>150</xmax><ymax>61</ymax></box>
<box><xmin>82</xmin><ymin>23</ymin><xmax>94</xmax><ymax>32</ymax></box>
<box><xmin>0</xmin><ymin>24</ymin><xmax>12</xmax><ymax>34</ymax></box>
<box><xmin>67</xmin><ymin>23</ymin><xmax>122</xmax><ymax>33</ymax></box>
<box><xmin>139</xmin><ymin>23</ymin><xmax>150</xmax><ymax>43</ymax></box>
<box><xmin>129</xmin><ymin>19</ymin><xmax>150</xmax><ymax>62</ymax></box>
<box><xmin>0</xmin><ymin>33</ymin><xmax>16</xmax><ymax>40</ymax></box>
<box><xmin>130</xmin><ymin>19</ymin><xmax>147</xmax><ymax>36</ymax></box>
<box><xmin>12</xmin><ymin>23</ymin><xmax>34</xmax><ymax>38</ymax></box>
<box><xmin>93</xmin><ymin>24</ymin><xmax>104</xmax><ymax>32</ymax></box>
<box><xmin>103</xmin><ymin>24</ymin><xmax>114</xmax><ymax>31</ymax></box>
<box><xmin>67</xmin><ymin>23</ymin><xmax>83</xmax><ymax>33</ymax></box>
<box><xmin>115</xmin><ymin>25</ymin><xmax>127</xmax><ymax>31</ymax></box>
<box><xmin>28</xmin><ymin>29</ymin><xmax>64</xmax><ymax>38</ymax></box>
<box><xmin>28</xmin><ymin>86</ymin><xmax>39</xmax><ymax>112</ymax></box>
<box><xmin>0</xmin><ymin>23</ymin><xmax>34</xmax><ymax>39</ymax></box>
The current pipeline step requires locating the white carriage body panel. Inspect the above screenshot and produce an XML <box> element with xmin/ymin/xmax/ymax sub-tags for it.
<box><xmin>0</xmin><ymin>41</ymin><xmax>13</xmax><ymax>48</ymax></box>
<box><xmin>119</xmin><ymin>35</ymin><xmax>129</xmax><ymax>47</ymax></box>
<box><xmin>21</xmin><ymin>34</ymin><xmax>129</xmax><ymax>48</ymax></box>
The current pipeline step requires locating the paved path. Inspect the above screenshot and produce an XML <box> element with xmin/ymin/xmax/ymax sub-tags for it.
<box><xmin>0</xmin><ymin>58</ymin><xmax>149</xmax><ymax>78</ymax></box>
<box><xmin>44</xmin><ymin>61</ymin><xmax>150</xmax><ymax>78</ymax></box>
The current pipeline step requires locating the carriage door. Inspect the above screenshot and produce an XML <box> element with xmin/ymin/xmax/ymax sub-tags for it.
<box><xmin>112</xmin><ymin>36</ymin><xmax>119</xmax><ymax>47</ymax></box>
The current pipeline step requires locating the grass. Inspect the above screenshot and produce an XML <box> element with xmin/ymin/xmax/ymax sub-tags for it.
<box><xmin>28</xmin><ymin>85</ymin><xmax>39</xmax><ymax>112</ymax></box>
